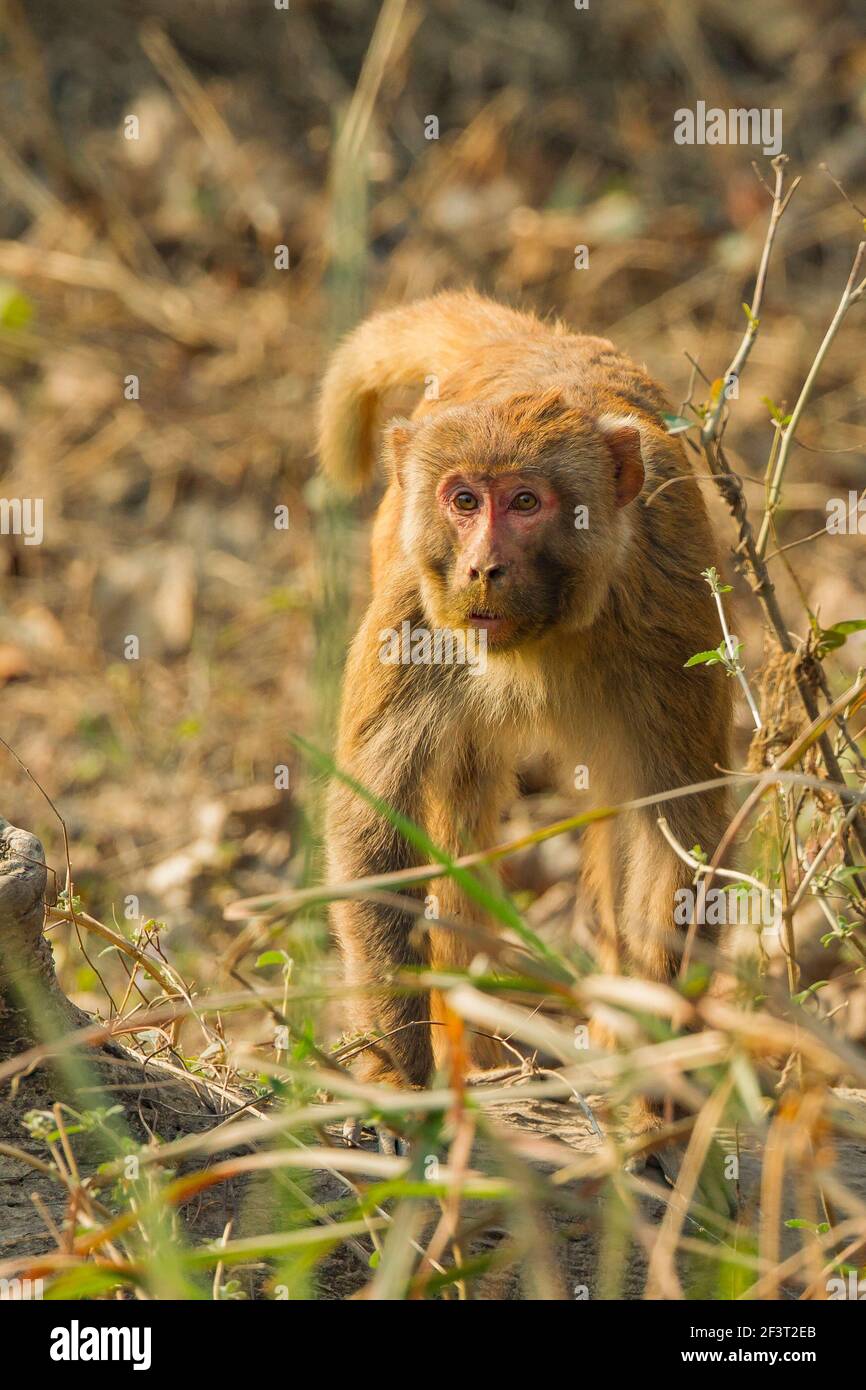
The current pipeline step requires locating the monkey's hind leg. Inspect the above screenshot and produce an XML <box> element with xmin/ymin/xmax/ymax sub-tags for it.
<box><xmin>424</xmin><ymin>762</ymin><xmax>515</xmax><ymax>1075</ymax></box>
<box><xmin>333</xmin><ymin>891</ymin><xmax>432</xmax><ymax>1156</ymax></box>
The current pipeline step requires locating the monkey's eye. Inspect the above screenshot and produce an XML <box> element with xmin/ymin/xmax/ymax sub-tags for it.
<box><xmin>511</xmin><ymin>490</ymin><xmax>539</xmax><ymax>512</ymax></box>
<box><xmin>452</xmin><ymin>490</ymin><xmax>479</xmax><ymax>512</ymax></box>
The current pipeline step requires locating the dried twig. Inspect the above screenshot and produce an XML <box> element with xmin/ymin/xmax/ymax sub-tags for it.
<box><xmin>756</xmin><ymin>240</ymin><xmax>866</xmax><ymax>555</ymax></box>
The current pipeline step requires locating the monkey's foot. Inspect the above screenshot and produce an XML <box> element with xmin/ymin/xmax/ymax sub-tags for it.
<box><xmin>342</xmin><ymin>1116</ymin><xmax>410</xmax><ymax>1157</ymax></box>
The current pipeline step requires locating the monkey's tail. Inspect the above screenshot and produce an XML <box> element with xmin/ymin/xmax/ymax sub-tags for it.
<box><xmin>317</xmin><ymin>290</ymin><xmax>541</xmax><ymax>492</ymax></box>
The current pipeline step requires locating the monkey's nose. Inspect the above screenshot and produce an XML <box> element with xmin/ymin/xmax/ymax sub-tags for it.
<box><xmin>469</xmin><ymin>562</ymin><xmax>507</xmax><ymax>581</ymax></box>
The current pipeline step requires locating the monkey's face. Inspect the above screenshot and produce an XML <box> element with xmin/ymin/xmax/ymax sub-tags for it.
<box><xmin>390</xmin><ymin>392</ymin><xmax>646</xmax><ymax>650</ymax></box>
<box><xmin>428</xmin><ymin>469</ymin><xmax>565</xmax><ymax>647</ymax></box>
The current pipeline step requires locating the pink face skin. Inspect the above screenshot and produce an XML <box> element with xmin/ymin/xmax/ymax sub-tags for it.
<box><xmin>436</xmin><ymin>472</ymin><xmax>560</xmax><ymax>638</ymax></box>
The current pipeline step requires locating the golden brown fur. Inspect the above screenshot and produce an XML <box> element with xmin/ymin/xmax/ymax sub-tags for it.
<box><xmin>318</xmin><ymin>291</ymin><xmax>732</xmax><ymax>1117</ymax></box>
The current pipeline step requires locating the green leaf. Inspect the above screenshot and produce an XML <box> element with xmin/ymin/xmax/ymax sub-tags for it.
<box><xmin>815</xmin><ymin>619</ymin><xmax>866</xmax><ymax>657</ymax></box>
<box><xmin>792</xmin><ymin>981</ymin><xmax>829</xmax><ymax>1005</ymax></box>
<box><xmin>174</xmin><ymin>716</ymin><xmax>203</xmax><ymax>739</ymax></box>
<box><xmin>760</xmin><ymin>395</ymin><xmax>786</xmax><ymax>423</ymax></box>
<box><xmin>256</xmin><ymin>950</ymin><xmax>291</xmax><ymax>969</ymax></box>
<box><xmin>660</xmin><ymin>412</ymin><xmax>693</xmax><ymax>435</ymax></box>
<box><xmin>680</xmin><ymin>962</ymin><xmax>712</xmax><ymax>999</ymax></box>
<box><xmin>700</xmin><ymin>565</ymin><xmax>731</xmax><ymax>595</ymax></box>
<box><xmin>827</xmin><ymin>864</ymin><xmax>866</xmax><ymax>886</ymax></box>
<box><xmin>45</xmin><ymin>1266</ymin><xmax>130</xmax><ymax>1300</ymax></box>
<box><xmin>684</xmin><ymin>650</ymin><xmax>721</xmax><ymax>667</ymax></box>
<box><xmin>0</xmin><ymin>282</ymin><xmax>33</xmax><ymax>329</ymax></box>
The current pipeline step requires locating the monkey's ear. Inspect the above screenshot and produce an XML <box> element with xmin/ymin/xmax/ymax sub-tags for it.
<box><xmin>382</xmin><ymin>417</ymin><xmax>416</xmax><ymax>487</ymax></box>
<box><xmin>598</xmin><ymin>416</ymin><xmax>645</xmax><ymax>508</ymax></box>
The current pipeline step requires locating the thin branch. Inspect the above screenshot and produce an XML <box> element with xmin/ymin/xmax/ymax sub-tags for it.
<box><xmin>700</xmin><ymin>155</ymin><xmax>799</xmax><ymax>448</ymax></box>
<box><xmin>693</xmin><ymin>174</ymin><xmax>866</xmax><ymax>859</ymax></box>
<box><xmin>657</xmin><ymin>817</ymin><xmax>770</xmax><ymax>893</ymax></box>
<box><xmin>756</xmin><ymin>241</ymin><xmax>866</xmax><ymax>556</ymax></box>
<box><xmin>709</xmin><ymin>582</ymin><xmax>763</xmax><ymax>731</ymax></box>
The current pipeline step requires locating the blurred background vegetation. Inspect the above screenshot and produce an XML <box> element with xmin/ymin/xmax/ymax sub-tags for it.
<box><xmin>0</xmin><ymin>0</ymin><xmax>865</xmax><ymax>1300</ymax></box>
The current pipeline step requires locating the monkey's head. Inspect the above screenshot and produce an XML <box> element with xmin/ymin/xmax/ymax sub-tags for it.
<box><xmin>386</xmin><ymin>388</ymin><xmax>646</xmax><ymax>650</ymax></box>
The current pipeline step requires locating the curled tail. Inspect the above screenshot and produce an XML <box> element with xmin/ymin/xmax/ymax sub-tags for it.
<box><xmin>317</xmin><ymin>290</ymin><xmax>541</xmax><ymax>492</ymax></box>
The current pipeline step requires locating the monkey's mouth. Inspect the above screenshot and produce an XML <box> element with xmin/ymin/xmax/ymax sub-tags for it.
<box><xmin>467</xmin><ymin>610</ymin><xmax>511</xmax><ymax>636</ymax></box>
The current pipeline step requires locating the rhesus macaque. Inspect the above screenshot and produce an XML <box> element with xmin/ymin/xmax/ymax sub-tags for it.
<box><xmin>318</xmin><ymin>291</ymin><xmax>732</xmax><ymax>1139</ymax></box>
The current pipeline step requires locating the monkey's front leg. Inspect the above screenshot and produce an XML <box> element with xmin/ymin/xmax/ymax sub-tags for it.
<box><xmin>327</xmin><ymin>653</ymin><xmax>513</xmax><ymax>1146</ymax></box>
<box><xmin>330</xmin><ymin>782</ymin><xmax>434</xmax><ymax>1080</ymax></box>
<box><xmin>331</xmin><ymin>815</ymin><xmax>433</xmax><ymax>1155</ymax></box>
<box><xmin>326</xmin><ymin>666</ymin><xmax>441</xmax><ymax>1153</ymax></box>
